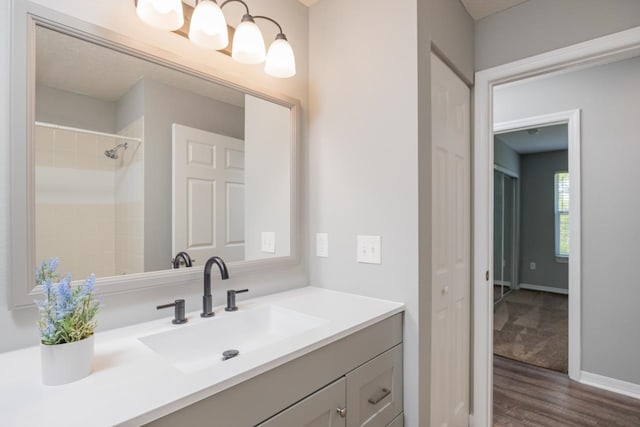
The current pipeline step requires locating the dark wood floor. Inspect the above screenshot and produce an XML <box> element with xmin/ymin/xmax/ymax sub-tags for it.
<box><xmin>494</xmin><ymin>356</ymin><xmax>640</xmax><ymax>426</ymax></box>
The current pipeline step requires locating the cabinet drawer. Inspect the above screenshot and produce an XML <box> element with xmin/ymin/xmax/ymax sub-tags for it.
<box><xmin>346</xmin><ymin>344</ymin><xmax>403</xmax><ymax>427</ymax></box>
<box><xmin>257</xmin><ymin>378</ymin><xmax>346</xmax><ymax>427</ymax></box>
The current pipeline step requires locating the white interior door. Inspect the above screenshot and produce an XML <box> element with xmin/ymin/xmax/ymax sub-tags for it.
<box><xmin>172</xmin><ymin>124</ymin><xmax>244</xmax><ymax>264</ymax></box>
<box><xmin>430</xmin><ymin>52</ymin><xmax>471</xmax><ymax>427</ymax></box>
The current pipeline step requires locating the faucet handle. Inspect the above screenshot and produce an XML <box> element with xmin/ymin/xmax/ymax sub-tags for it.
<box><xmin>225</xmin><ymin>289</ymin><xmax>249</xmax><ymax>312</ymax></box>
<box><xmin>157</xmin><ymin>299</ymin><xmax>188</xmax><ymax>324</ymax></box>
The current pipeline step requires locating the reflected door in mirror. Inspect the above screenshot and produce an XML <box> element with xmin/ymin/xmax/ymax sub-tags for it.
<box><xmin>172</xmin><ymin>124</ymin><xmax>245</xmax><ymax>264</ymax></box>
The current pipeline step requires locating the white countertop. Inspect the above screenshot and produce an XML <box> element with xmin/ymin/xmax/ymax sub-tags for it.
<box><xmin>0</xmin><ymin>287</ymin><xmax>404</xmax><ymax>426</ymax></box>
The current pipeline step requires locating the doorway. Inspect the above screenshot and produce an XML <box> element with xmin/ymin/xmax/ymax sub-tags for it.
<box><xmin>493</xmin><ymin>123</ymin><xmax>571</xmax><ymax>376</ymax></box>
<box><xmin>471</xmin><ymin>26</ymin><xmax>640</xmax><ymax>425</ymax></box>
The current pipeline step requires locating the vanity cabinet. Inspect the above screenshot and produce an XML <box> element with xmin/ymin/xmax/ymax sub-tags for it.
<box><xmin>257</xmin><ymin>378</ymin><xmax>347</xmax><ymax>427</ymax></box>
<box><xmin>146</xmin><ymin>313</ymin><xmax>403</xmax><ymax>427</ymax></box>
<box><xmin>346</xmin><ymin>344</ymin><xmax>403</xmax><ymax>427</ymax></box>
<box><xmin>257</xmin><ymin>344</ymin><xmax>403</xmax><ymax>427</ymax></box>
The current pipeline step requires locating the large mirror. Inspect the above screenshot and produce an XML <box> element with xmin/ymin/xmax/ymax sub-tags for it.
<box><xmin>31</xmin><ymin>23</ymin><xmax>295</xmax><ymax>283</ymax></box>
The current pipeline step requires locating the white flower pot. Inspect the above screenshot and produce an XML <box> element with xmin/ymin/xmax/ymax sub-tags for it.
<box><xmin>40</xmin><ymin>335</ymin><xmax>94</xmax><ymax>386</ymax></box>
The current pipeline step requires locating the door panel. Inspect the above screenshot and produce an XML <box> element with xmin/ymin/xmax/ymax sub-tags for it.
<box><xmin>172</xmin><ymin>124</ymin><xmax>244</xmax><ymax>264</ymax></box>
<box><xmin>430</xmin><ymin>53</ymin><xmax>470</xmax><ymax>427</ymax></box>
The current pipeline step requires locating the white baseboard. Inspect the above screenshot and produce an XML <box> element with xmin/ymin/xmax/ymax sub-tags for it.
<box><xmin>580</xmin><ymin>371</ymin><xmax>640</xmax><ymax>400</ymax></box>
<box><xmin>493</xmin><ymin>280</ymin><xmax>512</xmax><ymax>287</ymax></box>
<box><xmin>519</xmin><ymin>283</ymin><xmax>568</xmax><ymax>295</ymax></box>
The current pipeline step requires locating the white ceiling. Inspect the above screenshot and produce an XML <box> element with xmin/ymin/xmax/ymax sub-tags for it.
<box><xmin>459</xmin><ymin>0</ymin><xmax>529</xmax><ymax>20</ymax></box>
<box><xmin>36</xmin><ymin>26</ymin><xmax>245</xmax><ymax>107</ymax></box>
<box><xmin>495</xmin><ymin>124</ymin><xmax>568</xmax><ymax>154</ymax></box>
<box><xmin>298</xmin><ymin>0</ymin><xmax>529</xmax><ymax>20</ymax></box>
<box><xmin>38</xmin><ymin>1</ymin><xmax>532</xmax><ymax>104</ymax></box>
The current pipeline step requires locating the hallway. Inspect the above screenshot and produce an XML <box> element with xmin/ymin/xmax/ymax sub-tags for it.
<box><xmin>493</xmin><ymin>356</ymin><xmax>640</xmax><ymax>426</ymax></box>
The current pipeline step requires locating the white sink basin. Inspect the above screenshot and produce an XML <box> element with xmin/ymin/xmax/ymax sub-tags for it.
<box><xmin>139</xmin><ymin>305</ymin><xmax>327</xmax><ymax>373</ymax></box>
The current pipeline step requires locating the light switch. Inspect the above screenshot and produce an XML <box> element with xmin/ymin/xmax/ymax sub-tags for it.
<box><xmin>316</xmin><ymin>233</ymin><xmax>329</xmax><ymax>258</ymax></box>
<box><xmin>529</xmin><ymin>262</ymin><xmax>536</xmax><ymax>270</ymax></box>
<box><xmin>357</xmin><ymin>235</ymin><xmax>381</xmax><ymax>264</ymax></box>
<box><xmin>261</xmin><ymin>232</ymin><xmax>276</xmax><ymax>253</ymax></box>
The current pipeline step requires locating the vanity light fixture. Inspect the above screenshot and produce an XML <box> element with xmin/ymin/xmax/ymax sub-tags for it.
<box><xmin>259</xmin><ymin>16</ymin><xmax>297</xmax><ymax>78</ymax></box>
<box><xmin>135</xmin><ymin>0</ymin><xmax>296</xmax><ymax>78</ymax></box>
<box><xmin>231</xmin><ymin>11</ymin><xmax>266</xmax><ymax>64</ymax></box>
<box><xmin>136</xmin><ymin>0</ymin><xmax>185</xmax><ymax>31</ymax></box>
<box><xmin>188</xmin><ymin>0</ymin><xmax>228</xmax><ymax>50</ymax></box>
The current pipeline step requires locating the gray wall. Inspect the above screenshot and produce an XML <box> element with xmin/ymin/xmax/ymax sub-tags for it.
<box><xmin>142</xmin><ymin>79</ymin><xmax>245</xmax><ymax>271</ymax></box>
<box><xmin>1</xmin><ymin>0</ymin><xmax>309</xmax><ymax>353</ymax></box>
<box><xmin>475</xmin><ymin>0</ymin><xmax>640</xmax><ymax>70</ymax></box>
<box><xmin>244</xmin><ymin>95</ymin><xmax>291</xmax><ymax>261</ymax></box>
<box><xmin>429</xmin><ymin>0</ymin><xmax>474</xmax><ymax>81</ymax></box>
<box><xmin>116</xmin><ymin>80</ymin><xmax>145</xmax><ymax>132</ymax></box>
<box><xmin>494</xmin><ymin>138</ymin><xmax>520</xmax><ymax>176</ymax></box>
<box><xmin>519</xmin><ymin>150</ymin><xmax>568</xmax><ymax>291</ymax></box>
<box><xmin>36</xmin><ymin>83</ymin><xmax>117</xmax><ymax>133</ymax></box>
<box><xmin>309</xmin><ymin>0</ymin><xmax>473</xmax><ymax>424</ymax></box>
<box><xmin>494</xmin><ymin>55</ymin><xmax>640</xmax><ymax>384</ymax></box>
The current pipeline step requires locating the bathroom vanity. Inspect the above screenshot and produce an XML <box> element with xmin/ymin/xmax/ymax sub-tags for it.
<box><xmin>3</xmin><ymin>5</ymin><xmax>404</xmax><ymax>426</ymax></box>
<box><xmin>0</xmin><ymin>287</ymin><xmax>404</xmax><ymax>426</ymax></box>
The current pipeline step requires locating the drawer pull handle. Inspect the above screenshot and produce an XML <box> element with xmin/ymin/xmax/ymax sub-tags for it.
<box><xmin>336</xmin><ymin>407</ymin><xmax>347</xmax><ymax>418</ymax></box>
<box><xmin>368</xmin><ymin>388</ymin><xmax>391</xmax><ymax>405</ymax></box>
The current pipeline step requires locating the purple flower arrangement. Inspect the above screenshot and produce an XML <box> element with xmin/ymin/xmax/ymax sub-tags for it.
<box><xmin>34</xmin><ymin>259</ymin><xmax>100</xmax><ymax>345</ymax></box>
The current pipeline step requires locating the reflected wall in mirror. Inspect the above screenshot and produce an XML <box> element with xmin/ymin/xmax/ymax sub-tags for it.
<box><xmin>34</xmin><ymin>25</ymin><xmax>292</xmax><ymax>282</ymax></box>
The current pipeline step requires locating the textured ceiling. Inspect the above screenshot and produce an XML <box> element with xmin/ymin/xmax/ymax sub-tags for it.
<box><xmin>297</xmin><ymin>0</ymin><xmax>530</xmax><ymax>20</ymax></box>
<box><xmin>495</xmin><ymin>124</ymin><xmax>568</xmax><ymax>154</ymax></box>
<box><xmin>460</xmin><ymin>0</ymin><xmax>529</xmax><ymax>20</ymax></box>
<box><xmin>36</xmin><ymin>26</ymin><xmax>245</xmax><ymax>107</ymax></box>
<box><xmin>297</xmin><ymin>0</ymin><xmax>319</xmax><ymax>6</ymax></box>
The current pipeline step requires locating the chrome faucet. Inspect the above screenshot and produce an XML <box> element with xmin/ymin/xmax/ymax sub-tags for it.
<box><xmin>201</xmin><ymin>256</ymin><xmax>229</xmax><ymax>318</ymax></box>
<box><xmin>172</xmin><ymin>251</ymin><xmax>193</xmax><ymax>268</ymax></box>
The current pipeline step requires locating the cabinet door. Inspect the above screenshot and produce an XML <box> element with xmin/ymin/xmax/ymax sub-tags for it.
<box><xmin>387</xmin><ymin>413</ymin><xmax>403</xmax><ymax>427</ymax></box>
<box><xmin>257</xmin><ymin>377</ymin><xmax>346</xmax><ymax>427</ymax></box>
<box><xmin>346</xmin><ymin>344</ymin><xmax>403</xmax><ymax>427</ymax></box>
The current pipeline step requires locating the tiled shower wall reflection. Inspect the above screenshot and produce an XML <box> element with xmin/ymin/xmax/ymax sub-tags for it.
<box><xmin>35</xmin><ymin>119</ymin><xmax>144</xmax><ymax>280</ymax></box>
<box><xmin>115</xmin><ymin>117</ymin><xmax>144</xmax><ymax>276</ymax></box>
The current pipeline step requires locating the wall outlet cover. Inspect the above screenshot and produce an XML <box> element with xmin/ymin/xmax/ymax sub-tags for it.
<box><xmin>529</xmin><ymin>262</ymin><xmax>536</xmax><ymax>270</ymax></box>
<box><xmin>261</xmin><ymin>232</ymin><xmax>276</xmax><ymax>253</ymax></box>
<box><xmin>357</xmin><ymin>235</ymin><xmax>381</xmax><ymax>264</ymax></box>
<box><xmin>316</xmin><ymin>233</ymin><xmax>329</xmax><ymax>258</ymax></box>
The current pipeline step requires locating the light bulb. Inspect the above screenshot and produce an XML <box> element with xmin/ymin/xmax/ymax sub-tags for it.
<box><xmin>136</xmin><ymin>0</ymin><xmax>184</xmax><ymax>31</ymax></box>
<box><xmin>189</xmin><ymin>0</ymin><xmax>229</xmax><ymax>50</ymax></box>
<box><xmin>265</xmin><ymin>35</ymin><xmax>296</xmax><ymax>78</ymax></box>
<box><xmin>232</xmin><ymin>15</ymin><xmax>266</xmax><ymax>65</ymax></box>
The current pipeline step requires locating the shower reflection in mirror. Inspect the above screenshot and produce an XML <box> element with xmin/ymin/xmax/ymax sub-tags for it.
<box><xmin>34</xmin><ymin>121</ymin><xmax>145</xmax><ymax>279</ymax></box>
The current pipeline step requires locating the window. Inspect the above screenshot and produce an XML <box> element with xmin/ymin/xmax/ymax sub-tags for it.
<box><xmin>555</xmin><ymin>172</ymin><xmax>570</xmax><ymax>258</ymax></box>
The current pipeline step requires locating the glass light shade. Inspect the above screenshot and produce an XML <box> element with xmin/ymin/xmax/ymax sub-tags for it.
<box><xmin>232</xmin><ymin>19</ymin><xmax>266</xmax><ymax>64</ymax></box>
<box><xmin>188</xmin><ymin>0</ymin><xmax>229</xmax><ymax>50</ymax></box>
<box><xmin>136</xmin><ymin>0</ymin><xmax>184</xmax><ymax>31</ymax></box>
<box><xmin>265</xmin><ymin>37</ymin><xmax>296</xmax><ymax>78</ymax></box>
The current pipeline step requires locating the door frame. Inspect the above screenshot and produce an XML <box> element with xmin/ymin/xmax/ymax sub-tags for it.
<box><xmin>472</xmin><ymin>26</ymin><xmax>640</xmax><ymax>427</ymax></box>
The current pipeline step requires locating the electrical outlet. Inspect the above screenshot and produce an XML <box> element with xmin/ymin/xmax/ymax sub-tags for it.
<box><xmin>529</xmin><ymin>262</ymin><xmax>536</xmax><ymax>270</ymax></box>
<box><xmin>261</xmin><ymin>232</ymin><xmax>276</xmax><ymax>253</ymax></box>
<box><xmin>357</xmin><ymin>235</ymin><xmax>381</xmax><ymax>264</ymax></box>
<box><xmin>316</xmin><ymin>233</ymin><xmax>329</xmax><ymax>257</ymax></box>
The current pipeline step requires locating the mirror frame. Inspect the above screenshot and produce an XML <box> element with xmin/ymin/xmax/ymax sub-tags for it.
<box><xmin>10</xmin><ymin>2</ymin><xmax>302</xmax><ymax>309</ymax></box>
